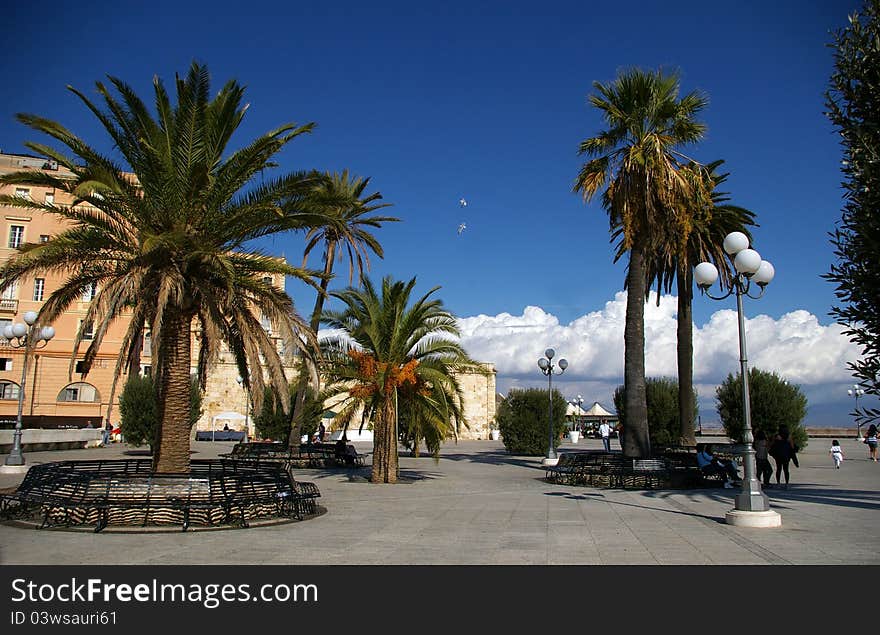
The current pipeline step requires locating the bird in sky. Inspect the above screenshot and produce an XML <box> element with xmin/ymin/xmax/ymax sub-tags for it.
<box><xmin>459</xmin><ymin>198</ymin><xmax>468</xmax><ymax>207</ymax></box>
<box><xmin>457</xmin><ymin>222</ymin><xmax>467</xmax><ymax>235</ymax></box>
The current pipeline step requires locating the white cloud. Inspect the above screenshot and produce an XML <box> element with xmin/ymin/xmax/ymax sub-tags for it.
<box><xmin>457</xmin><ymin>291</ymin><xmax>868</xmax><ymax>424</ymax></box>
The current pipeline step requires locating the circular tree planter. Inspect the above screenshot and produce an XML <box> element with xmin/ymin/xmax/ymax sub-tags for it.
<box><xmin>0</xmin><ymin>459</ymin><xmax>321</xmax><ymax>532</ymax></box>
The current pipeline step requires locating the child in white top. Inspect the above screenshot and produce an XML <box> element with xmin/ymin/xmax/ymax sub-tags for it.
<box><xmin>830</xmin><ymin>439</ymin><xmax>844</xmax><ymax>469</ymax></box>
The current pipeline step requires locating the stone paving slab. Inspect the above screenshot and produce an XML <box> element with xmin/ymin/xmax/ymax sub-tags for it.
<box><xmin>1</xmin><ymin>435</ymin><xmax>878</xmax><ymax>565</ymax></box>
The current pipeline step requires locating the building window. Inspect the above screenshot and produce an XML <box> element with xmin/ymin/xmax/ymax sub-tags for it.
<box><xmin>39</xmin><ymin>235</ymin><xmax>50</xmax><ymax>243</ymax></box>
<box><xmin>80</xmin><ymin>321</ymin><xmax>94</xmax><ymax>340</ymax></box>
<box><xmin>0</xmin><ymin>380</ymin><xmax>20</xmax><ymax>400</ymax></box>
<box><xmin>45</xmin><ymin>193</ymin><xmax>54</xmax><ymax>205</ymax></box>
<box><xmin>14</xmin><ymin>188</ymin><xmax>30</xmax><ymax>200</ymax></box>
<box><xmin>75</xmin><ymin>360</ymin><xmax>87</xmax><ymax>374</ymax></box>
<box><xmin>82</xmin><ymin>282</ymin><xmax>98</xmax><ymax>302</ymax></box>
<box><xmin>0</xmin><ymin>358</ymin><xmax>12</xmax><ymax>371</ymax></box>
<box><xmin>262</xmin><ymin>276</ymin><xmax>273</xmax><ymax>285</ymax></box>
<box><xmin>141</xmin><ymin>365</ymin><xmax>152</xmax><ymax>377</ymax></box>
<box><xmin>8</xmin><ymin>225</ymin><xmax>24</xmax><ymax>249</ymax></box>
<box><xmin>260</xmin><ymin>313</ymin><xmax>272</xmax><ymax>334</ymax></box>
<box><xmin>1</xmin><ymin>282</ymin><xmax>18</xmax><ymax>300</ymax></box>
<box><xmin>32</xmin><ymin>278</ymin><xmax>45</xmax><ymax>302</ymax></box>
<box><xmin>57</xmin><ymin>382</ymin><xmax>100</xmax><ymax>403</ymax></box>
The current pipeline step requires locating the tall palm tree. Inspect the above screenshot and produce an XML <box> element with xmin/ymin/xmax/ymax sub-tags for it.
<box><xmin>289</xmin><ymin>171</ymin><xmax>398</xmax><ymax>446</ymax></box>
<box><xmin>573</xmin><ymin>68</ymin><xmax>707</xmax><ymax>458</ymax></box>
<box><xmin>638</xmin><ymin>160</ymin><xmax>756</xmax><ymax>445</ymax></box>
<box><xmin>320</xmin><ymin>276</ymin><xmax>477</xmax><ymax>483</ymax></box>
<box><xmin>0</xmin><ymin>63</ymin><xmax>324</xmax><ymax>473</ymax></box>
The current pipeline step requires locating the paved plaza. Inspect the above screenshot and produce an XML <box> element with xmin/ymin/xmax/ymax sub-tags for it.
<box><xmin>1</xmin><ymin>434</ymin><xmax>878</xmax><ymax>565</ymax></box>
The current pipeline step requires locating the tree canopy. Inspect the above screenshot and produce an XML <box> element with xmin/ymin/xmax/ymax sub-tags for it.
<box><xmin>716</xmin><ymin>368</ymin><xmax>808</xmax><ymax>451</ymax></box>
<box><xmin>825</xmin><ymin>0</ymin><xmax>880</xmax><ymax>427</ymax></box>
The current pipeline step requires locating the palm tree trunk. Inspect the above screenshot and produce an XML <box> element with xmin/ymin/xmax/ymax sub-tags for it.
<box><xmin>677</xmin><ymin>264</ymin><xmax>697</xmax><ymax>446</ymax></box>
<box><xmin>371</xmin><ymin>397</ymin><xmax>399</xmax><ymax>483</ymax></box>
<box><xmin>153</xmin><ymin>310</ymin><xmax>193</xmax><ymax>473</ymax></box>
<box><xmin>127</xmin><ymin>319</ymin><xmax>144</xmax><ymax>377</ymax></box>
<box><xmin>624</xmin><ymin>242</ymin><xmax>650</xmax><ymax>458</ymax></box>
<box><xmin>289</xmin><ymin>241</ymin><xmax>336</xmax><ymax>447</ymax></box>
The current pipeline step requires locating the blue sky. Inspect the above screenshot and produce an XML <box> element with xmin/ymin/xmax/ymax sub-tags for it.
<box><xmin>2</xmin><ymin>0</ymin><xmax>872</xmax><ymax>426</ymax></box>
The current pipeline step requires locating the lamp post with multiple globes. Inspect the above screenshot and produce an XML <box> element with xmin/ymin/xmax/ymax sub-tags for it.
<box><xmin>1</xmin><ymin>311</ymin><xmax>55</xmax><ymax>467</ymax></box>
<box><xmin>537</xmin><ymin>348</ymin><xmax>567</xmax><ymax>461</ymax></box>
<box><xmin>236</xmin><ymin>375</ymin><xmax>251</xmax><ymax>442</ymax></box>
<box><xmin>694</xmin><ymin>231</ymin><xmax>781</xmax><ymax>527</ymax></box>
<box><xmin>570</xmin><ymin>394</ymin><xmax>584</xmax><ymax>436</ymax></box>
<box><xmin>847</xmin><ymin>385</ymin><xmax>865</xmax><ymax>439</ymax></box>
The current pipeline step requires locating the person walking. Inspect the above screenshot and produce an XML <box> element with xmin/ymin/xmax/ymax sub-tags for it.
<box><xmin>864</xmin><ymin>424</ymin><xmax>878</xmax><ymax>462</ymax></box>
<box><xmin>598</xmin><ymin>419</ymin><xmax>612</xmax><ymax>452</ymax></box>
<box><xmin>101</xmin><ymin>420</ymin><xmax>112</xmax><ymax>447</ymax></box>
<box><xmin>753</xmin><ymin>430</ymin><xmax>773</xmax><ymax>487</ymax></box>
<box><xmin>829</xmin><ymin>439</ymin><xmax>844</xmax><ymax>469</ymax></box>
<box><xmin>769</xmin><ymin>425</ymin><xmax>797</xmax><ymax>488</ymax></box>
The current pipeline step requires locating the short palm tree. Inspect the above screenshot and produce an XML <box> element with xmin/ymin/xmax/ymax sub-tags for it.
<box><xmin>289</xmin><ymin>171</ymin><xmax>398</xmax><ymax>445</ymax></box>
<box><xmin>0</xmin><ymin>63</ymin><xmax>324</xmax><ymax>473</ymax></box>
<box><xmin>320</xmin><ymin>276</ymin><xmax>477</xmax><ymax>483</ymax></box>
<box><xmin>574</xmin><ymin>68</ymin><xmax>707</xmax><ymax>457</ymax></box>
<box><xmin>638</xmin><ymin>160</ymin><xmax>756</xmax><ymax>445</ymax></box>
<box><xmin>397</xmin><ymin>360</ymin><xmax>467</xmax><ymax>457</ymax></box>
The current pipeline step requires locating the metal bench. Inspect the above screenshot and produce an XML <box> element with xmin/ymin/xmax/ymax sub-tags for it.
<box><xmin>620</xmin><ymin>459</ymin><xmax>669</xmax><ymax>489</ymax></box>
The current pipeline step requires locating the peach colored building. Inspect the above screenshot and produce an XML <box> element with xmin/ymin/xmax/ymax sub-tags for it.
<box><xmin>0</xmin><ymin>152</ymin><xmax>132</xmax><ymax>426</ymax></box>
<box><xmin>0</xmin><ymin>151</ymin><xmax>496</xmax><ymax>442</ymax></box>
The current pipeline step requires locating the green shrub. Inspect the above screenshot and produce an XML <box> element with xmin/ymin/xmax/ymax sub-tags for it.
<box><xmin>254</xmin><ymin>385</ymin><xmax>322</xmax><ymax>443</ymax></box>
<box><xmin>497</xmin><ymin>387</ymin><xmax>568</xmax><ymax>455</ymax></box>
<box><xmin>613</xmin><ymin>377</ymin><xmax>697</xmax><ymax>446</ymax></box>
<box><xmin>119</xmin><ymin>375</ymin><xmax>203</xmax><ymax>451</ymax></box>
<box><xmin>188</xmin><ymin>378</ymin><xmax>203</xmax><ymax>430</ymax></box>
<box><xmin>119</xmin><ymin>375</ymin><xmax>158</xmax><ymax>449</ymax></box>
<box><xmin>716</xmin><ymin>368</ymin><xmax>808</xmax><ymax>450</ymax></box>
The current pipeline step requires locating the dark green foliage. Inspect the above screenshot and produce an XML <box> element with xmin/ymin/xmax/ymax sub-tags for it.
<box><xmin>119</xmin><ymin>375</ymin><xmax>203</xmax><ymax>450</ymax></box>
<box><xmin>497</xmin><ymin>388</ymin><xmax>568</xmax><ymax>455</ymax></box>
<box><xmin>119</xmin><ymin>375</ymin><xmax>159</xmax><ymax>449</ymax></box>
<box><xmin>715</xmin><ymin>368</ymin><xmax>808</xmax><ymax>450</ymax></box>
<box><xmin>254</xmin><ymin>385</ymin><xmax>322</xmax><ymax>443</ymax></box>
<box><xmin>613</xmin><ymin>377</ymin><xmax>698</xmax><ymax>446</ymax></box>
<box><xmin>824</xmin><ymin>0</ymin><xmax>880</xmax><ymax>426</ymax></box>
<box><xmin>254</xmin><ymin>386</ymin><xmax>288</xmax><ymax>442</ymax></box>
<box><xmin>189</xmin><ymin>378</ymin><xmax>204</xmax><ymax>431</ymax></box>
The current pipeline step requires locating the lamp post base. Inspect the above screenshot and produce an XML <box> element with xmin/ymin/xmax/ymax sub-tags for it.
<box><xmin>725</xmin><ymin>509</ymin><xmax>782</xmax><ymax>528</ymax></box>
<box><xmin>0</xmin><ymin>464</ymin><xmax>29</xmax><ymax>474</ymax></box>
<box><xmin>4</xmin><ymin>450</ymin><xmax>25</xmax><ymax>466</ymax></box>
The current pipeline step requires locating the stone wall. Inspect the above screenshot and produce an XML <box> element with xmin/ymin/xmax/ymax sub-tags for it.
<box><xmin>197</xmin><ymin>360</ymin><xmax>497</xmax><ymax>442</ymax></box>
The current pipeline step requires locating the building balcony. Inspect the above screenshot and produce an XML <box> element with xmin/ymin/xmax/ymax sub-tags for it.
<box><xmin>0</xmin><ymin>299</ymin><xmax>18</xmax><ymax>313</ymax></box>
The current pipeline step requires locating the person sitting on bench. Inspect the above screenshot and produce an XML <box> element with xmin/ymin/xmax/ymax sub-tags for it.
<box><xmin>335</xmin><ymin>436</ymin><xmax>356</xmax><ymax>466</ymax></box>
<box><xmin>696</xmin><ymin>444</ymin><xmax>741</xmax><ymax>488</ymax></box>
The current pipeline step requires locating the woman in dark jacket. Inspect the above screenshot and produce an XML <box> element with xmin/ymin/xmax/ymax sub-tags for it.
<box><xmin>769</xmin><ymin>425</ymin><xmax>797</xmax><ymax>489</ymax></box>
<box><xmin>753</xmin><ymin>430</ymin><xmax>773</xmax><ymax>487</ymax></box>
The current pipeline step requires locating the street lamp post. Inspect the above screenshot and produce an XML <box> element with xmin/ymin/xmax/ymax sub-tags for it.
<box><xmin>570</xmin><ymin>395</ymin><xmax>584</xmax><ymax>437</ymax></box>
<box><xmin>695</xmin><ymin>231</ymin><xmax>781</xmax><ymax>528</ymax></box>
<box><xmin>847</xmin><ymin>385</ymin><xmax>865</xmax><ymax>439</ymax></box>
<box><xmin>1</xmin><ymin>311</ymin><xmax>55</xmax><ymax>468</ymax></box>
<box><xmin>236</xmin><ymin>375</ymin><xmax>250</xmax><ymax>442</ymax></box>
<box><xmin>538</xmin><ymin>348</ymin><xmax>568</xmax><ymax>461</ymax></box>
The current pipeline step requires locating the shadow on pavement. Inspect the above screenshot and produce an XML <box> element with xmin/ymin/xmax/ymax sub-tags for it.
<box><xmin>430</xmin><ymin>450</ymin><xmax>545</xmax><ymax>471</ymax></box>
<box><xmin>763</xmin><ymin>485</ymin><xmax>880</xmax><ymax>511</ymax></box>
